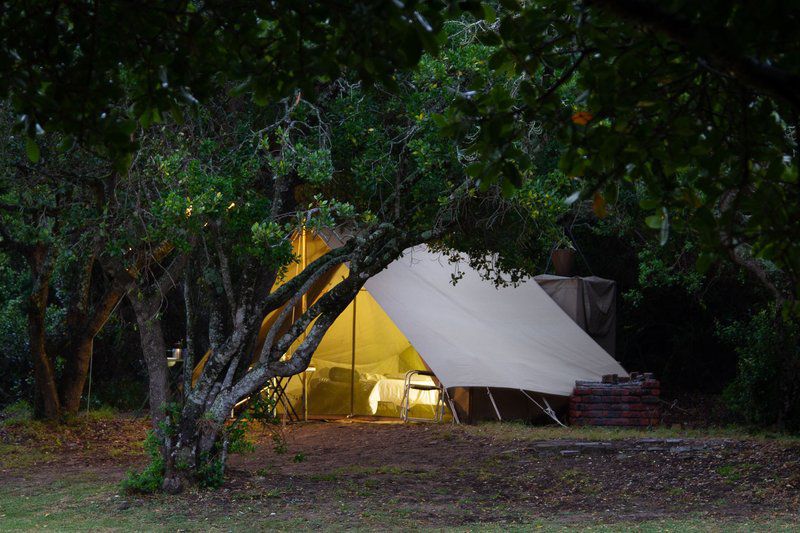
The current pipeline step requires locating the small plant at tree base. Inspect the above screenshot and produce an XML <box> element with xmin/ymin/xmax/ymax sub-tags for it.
<box><xmin>0</xmin><ymin>401</ymin><xmax>32</xmax><ymax>425</ymax></box>
<box><xmin>154</xmin><ymin>394</ymin><xmax>287</xmax><ymax>490</ymax></box>
<box><xmin>225</xmin><ymin>419</ymin><xmax>256</xmax><ymax>454</ymax></box>
<box><xmin>293</xmin><ymin>452</ymin><xmax>306</xmax><ymax>463</ymax></box>
<box><xmin>232</xmin><ymin>393</ymin><xmax>288</xmax><ymax>456</ymax></box>
<box><xmin>196</xmin><ymin>455</ymin><xmax>225</xmax><ymax>489</ymax></box>
<box><xmin>121</xmin><ymin>431</ymin><xmax>165</xmax><ymax>494</ymax></box>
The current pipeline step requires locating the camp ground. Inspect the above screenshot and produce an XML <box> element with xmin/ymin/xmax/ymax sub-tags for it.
<box><xmin>255</xmin><ymin>230</ymin><xmax>626</xmax><ymax>425</ymax></box>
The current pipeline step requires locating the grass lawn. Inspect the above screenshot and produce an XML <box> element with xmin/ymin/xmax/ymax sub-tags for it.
<box><xmin>1</xmin><ymin>480</ymin><xmax>798</xmax><ymax>531</ymax></box>
<box><xmin>1</xmin><ymin>478</ymin><xmax>797</xmax><ymax>531</ymax></box>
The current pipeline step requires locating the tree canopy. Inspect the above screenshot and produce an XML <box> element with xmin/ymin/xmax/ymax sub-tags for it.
<box><xmin>440</xmin><ymin>0</ymin><xmax>799</xmax><ymax>304</ymax></box>
<box><xmin>1</xmin><ymin>0</ymin><xmax>464</xmax><ymax>163</ymax></box>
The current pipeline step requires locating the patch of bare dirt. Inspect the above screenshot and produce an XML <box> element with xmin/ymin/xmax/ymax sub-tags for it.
<box><xmin>224</xmin><ymin>421</ymin><xmax>800</xmax><ymax>526</ymax></box>
<box><xmin>0</xmin><ymin>415</ymin><xmax>149</xmax><ymax>486</ymax></box>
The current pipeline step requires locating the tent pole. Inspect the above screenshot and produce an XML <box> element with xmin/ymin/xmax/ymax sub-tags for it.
<box><xmin>520</xmin><ymin>389</ymin><xmax>567</xmax><ymax>428</ymax></box>
<box><xmin>486</xmin><ymin>387</ymin><xmax>502</xmax><ymax>421</ymax></box>
<box><xmin>350</xmin><ymin>292</ymin><xmax>357</xmax><ymax>416</ymax></box>
<box><xmin>301</xmin><ymin>228</ymin><xmax>309</xmax><ymax>422</ymax></box>
<box><xmin>443</xmin><ymin>387</ymin><xmax>460</xmax><ymax>424</ymax></box>
<box><xmin>300</xmin><ymin>227</ymin><xmax>307</xmax><ymax>305</ymax></box>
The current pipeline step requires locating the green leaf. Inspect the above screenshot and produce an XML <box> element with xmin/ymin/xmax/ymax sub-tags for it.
<box><xmin>57</xmin><ymin>135</ymin><xmax>75</xmax><ymax>152</ymax></box>
<box><xmin>501</xmin><ymin>177</ymin><xmax>516</xmax><ymax>197</ymax></box>
<box><xmin>114</xmin><ymin>153</ymin><xmax>133</xmax><ymax>174</ymax></box>
<box><xmin>481</xmin><ymin>4</ymin><xmax>496</xmax><ymax>24</ymax></box>
<box><xmin>25</xmin><ymin>137</ymin><xmax>40</xmax><ymax>163</ymax></box>
<box><xmin>465</xmin><ymin>162</ymin><xmax>483</xmax><ymax>178</ymax></box>
<box><xmin>696</xmin><ymin>252</ymin><xmax>715</xmax><ymax>274</ymax></box>
<box><xmin>638</xmin><ymin>197</ymin><xmax>659</xmax><ymax>210</ymax></box>
<box><xmin>645</xmin><ymin>214</ymin><xmax>662</xmax><ymax>229</ymax></box>
<box><xmin>140</xmin><ymin>109</ymin><xmax>153</xmax><ymax>129</ymax></box>
<box><xmin>120</xmin><ymin>119</ymin><xmax>138</xmax><ymax>136</ymax></box>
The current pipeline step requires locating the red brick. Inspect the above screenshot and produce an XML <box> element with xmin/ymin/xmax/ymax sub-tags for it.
<box><xmin>569</xmin><ymin>375</ymin><xmax>660</xmax><ymax>427</ymax></box>
<box><xmin>621</xmin><ymin>410</ymin><xmax>648</xmax><ymax>418</ymax></box>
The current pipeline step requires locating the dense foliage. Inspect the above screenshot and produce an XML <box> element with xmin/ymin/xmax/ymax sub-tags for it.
<box><xmin>0</xmin><ymin>251</ymin><xmax>30</xmax><ymax>404</ymax></box>
<box><xmin>0</xmin><ymin>0</ymin><xmax>462</xmax><ymax>165</ymax></box>
<box><xmin>441</xmin><ymin>0</ymin><xmax>799</xmax><ymax>306</ymax></box>
<box><xmin>720</xmin><ymin>308</ymin><xmax>800</xmax><ymax>431</ymax></box>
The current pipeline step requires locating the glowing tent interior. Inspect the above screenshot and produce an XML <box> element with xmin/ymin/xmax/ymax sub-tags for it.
<box><xmin>248</xmin><ymin>230</ymin><xmax>627</xmax><ymax>422</ymax></box>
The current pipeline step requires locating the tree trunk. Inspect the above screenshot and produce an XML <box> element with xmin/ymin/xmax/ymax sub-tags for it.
<box><xmin>28</xmin><ymin>289</ymin><xmax>60</xmax><ymax>419</ymax></box>
<box><xmin>152</xmin><ymin>230</ymin><xmax>414</xmax><ymax>493</ymax></box>
<box><xmin>25</xmin><ymin>245</ymin><xmax>60</xmax><ymax>420</ymax></box>
<box><xmin>129</xmin><ymin>295</ymin><xmax>170</xmax><ymax>429</ymax></box>
<box><xmin>161</xmin><ymin>403</ymin><xmax>223</xmax><ymax>493</ymax></box>
<box><xmin>58</xmin><ymin>337</ymin><xmax>95</xmax><ymax>414</ymax></box>
<box><xmin>59</xmin><ymin>289</ymin><xmax>132</xmax><ymax>414</ymax></box>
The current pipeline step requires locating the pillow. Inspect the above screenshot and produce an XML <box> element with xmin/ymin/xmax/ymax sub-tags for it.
<box><xmin>328</xmin><ymin>366</ymin><xmax>360</xmax><ymax>383</ymax></box>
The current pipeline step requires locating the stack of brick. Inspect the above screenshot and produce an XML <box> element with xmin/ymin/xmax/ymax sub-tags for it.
<box><xmin>569</xmin><ymin>372</ymin><xmax>660</xmax><ymax>427</ymax></box>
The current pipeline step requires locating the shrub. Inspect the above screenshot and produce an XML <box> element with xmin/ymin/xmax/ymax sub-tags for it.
<box><xmin>0</xmin><ymin>255</ymin><xmax>32</xmax><ymax>408</ymax></box>
<box><xmin>720</xmin><ymin>307</ymin><xmax>800</xmax><ymax>431</ymax></box>
<box><xmin>196</xmin><ymin>456</ymin><xmax>225</xmax><ymax>489</ymax></box>
<box><xmin>121</xmin><ymin>431</ymin><xmax>165</xmax><ymax>494</ymax></box>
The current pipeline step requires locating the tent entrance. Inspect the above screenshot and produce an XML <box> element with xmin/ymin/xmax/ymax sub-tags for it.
<box><xmin>275</xmin><ymin>288</ymin><xmax>453</xmax><ymax>421</ymax></box>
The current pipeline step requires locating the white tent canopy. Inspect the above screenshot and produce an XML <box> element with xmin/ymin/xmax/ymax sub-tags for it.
<box><xmin>364</xmin><ymin>246</ymin><xmax>626</xmax><ymax>397</ymax></box>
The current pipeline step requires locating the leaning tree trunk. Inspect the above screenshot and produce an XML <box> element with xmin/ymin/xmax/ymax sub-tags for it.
<box><xmin>58</xmin><ymin>336</ymin><xmax>96</xmax><ymax>414</ymax></box>
<box><xmin>59</xmin><ymin>271</ymin><xmax>144</xmax><ymax>415</ymax></box>
<box><xmin>158</xmin><ymin>229</ymin><xmax>409</xmax><ymax>492</ymax></box>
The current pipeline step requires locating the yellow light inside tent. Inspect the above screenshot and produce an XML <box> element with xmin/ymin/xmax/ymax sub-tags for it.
<box><xmin>195</xmin><ymin>229</ymin><xmax>449</xmax><ymax>421</ymax></box>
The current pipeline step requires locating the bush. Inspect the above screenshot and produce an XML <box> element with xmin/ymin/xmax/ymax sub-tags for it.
<box><xmin>85</xmin><ymin>404</ymin><xmax>117</xmax><ymax>421</ymax></box>
<box><xmin>196</xmin><ymin>456</ymin><xmax>225</xmax><ymax>489</ymax></box>
<box><xmin>720</xmin><ymin>307</ymin><xmax>800</xmax><ymax>431</ymax></box>
<box><xmin>121</xmin><ymin>431</ymin><xmax>165</xmax><ymax>494</ymax></box>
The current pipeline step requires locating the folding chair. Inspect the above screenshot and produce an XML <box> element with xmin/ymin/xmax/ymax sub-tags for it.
<box><xmin>401</xmin><ymin>370</ymin><xmax>445</xmax><ymax>422</ymax></box>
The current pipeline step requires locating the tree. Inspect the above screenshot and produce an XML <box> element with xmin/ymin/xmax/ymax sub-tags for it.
<box><xmin>0</xmin><ymin>102</ymin><xmax>186</xmax><ymax>418</ymax></box>
<box><xmin>109</xmin><ymin>22</ymin><xmax>564</xmax><ymax>490</ymax></box>
<box><xmin>440</xmin><ymin>0</ymin><xmax>800</xmax><ymax>307</ymax></box>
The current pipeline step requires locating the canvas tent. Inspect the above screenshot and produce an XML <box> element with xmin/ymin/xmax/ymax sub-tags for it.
<box><xmin>259</xmin><ymin>231</ymin><xmax>626</xmax><ymax>422</ymax></box>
